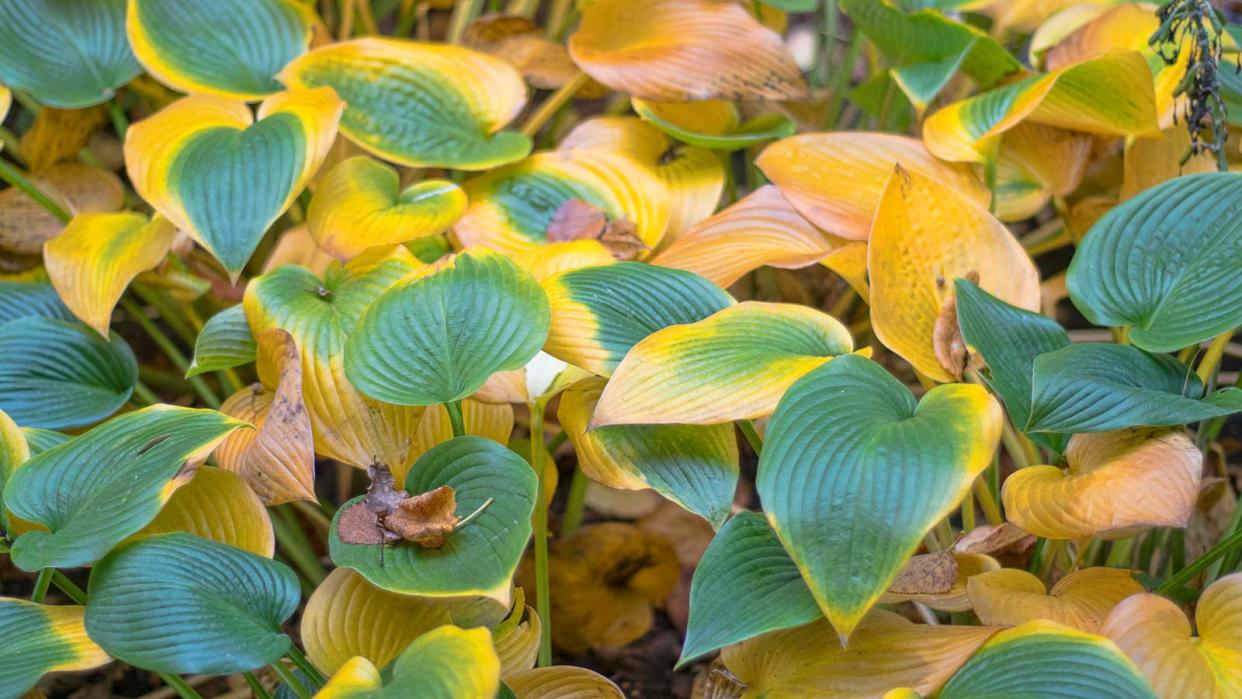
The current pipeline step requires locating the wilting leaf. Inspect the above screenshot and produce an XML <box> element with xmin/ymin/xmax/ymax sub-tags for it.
<box><xmin>967</xmin><ymin>567</ymin><xmax>1143</xmax><ymax>632</ymax></box>
<box><xmin>722</xmin><ymin>611</ymin><xmax>996</xmax><ymax>698</ymax></box>
<box><xmin>0</xmin><ymin>0</ymin><xmax>140</xmax><ymax>108</ymax></box>
<box><xmin>136</xmin><ymin>465</ymin><xmax>275</xmax><ymax>557</ymax></box>
<box><xmin>187</xmin><ymin>304</ymin><xmax>256</xmax><ymax>378</ymax></box>
<box><xmin>0</xmin><ymin>599</ymin><xmax>110</xmax><ymax>699</ymax></box>
<box><xmin>568</xmin><ymin>0</ymin><xmax>807</xmax><ymax>101</ymax></box>
<box><xmin>869</xmin><ymin>165</ymin><xmax>1040</xmax><ymax>383</ymax></box>
<box><xmin>85</xmin><ymin>533</ymin><xmax>299</xmax><ymax>674</ymax></box>
<box><xmin>128</xmin><ymin>0</ymin><xmax>315</xmax><ymax>100</ymax></box>
<box><xmin>756</xmin><ymin>132</ymin><xmax>988</xmax><ymax>240</ymax></box>
<box><xmin>0</xmin><ymin>164</ymin><xmax>125</xmax><ymax>257</ymax></box>
<box><xmin>44</xmin><ymin>212</ymin><xmax>176</xmax><ymax>336</ymax></box>
<box><xmin>331</xmin><ymin>437</ymin><xmax>536</xmax><ymax>603</ymax></box>
<box><xmin>491</xmin><ymin>590</ymin><xmax>540</xmax><ymax>678</ymax></box>
<box><xmin>0</xmin><ymin>316</ymin><xmax>137</xmax><ymax>430</ymax></box>
<box><xmin>344</xmin><ymin>249</ymin><xmax>550</xmax><ymax>406</ymax></box>
<box><xmin>880</xmin><ymin>553</ymin><xmax>1002</xmax><ymax>613</ymax></box>
<box><xmin>505</xmin><ymin>667</ymin><xmax>625</xmax><ymax>699</ymax></box>
<box><xmin>307</xmin><ymin>156</ymin><xmax>466</xmax><ymax>260</ymax></box>
<box><xmin>938</xmin><ymin>620</ymin><xmax>1156</xmax><ymax>699</ymax></box>
<box><xmin>559</xmin><ymin>378</ymin><xmax>738</xmax><ymax>526</ymax></box>
<box><xmin>632</xmin><ymin>99</ymin><xmax>794</xmax><ymax>151</ymax></box>
<box><xmin>280</xmin><ymin>38</ymin><xmax>530</xmax><ymax>170</ymax></box>
<box><xmin>1068</xmin><ymin>173</ymin><xmax>1242</xmax><ymax>353</ymax></box>
<box><xmin>1101</xmin><ymin>573</ymin><xmax>1242</xmax><ymax>698</ymax></box>
<box><xmin>592</xmin><ymin>302</ymin><xmax>854</xmax><ymax>426</ymax></box>
<box><xmin>124</xmin><ymin>88</ymin><xmax>343</xmax><ymax>278</ymax></box>
<box><xmin>5</xmin><ymin>405</ymin><xmax>244</xmax><ymax>570</ymax></box>
<box><xmin>757</xmin><ymin>354</ymin><xmax>1002</xmax><ymax>640</ymax></box>
<box><xmin>339</xmin><ymin>465</ymin><xmax>460</xmax><ymax>548</ymax></box>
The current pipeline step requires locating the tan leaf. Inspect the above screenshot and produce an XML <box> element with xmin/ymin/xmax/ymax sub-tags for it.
<box><xmin>968</xmin><ymin>567</ymin><xmax>1143</xmax><ymax>632</ymax></box>
<box><xmin>0</xmin><ymin>164</ymin><xmax>124</xmax><ymax>255</ymax></box>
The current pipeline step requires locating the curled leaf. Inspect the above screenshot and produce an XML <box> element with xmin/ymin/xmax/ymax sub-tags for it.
<box><xmin>505</xmin><ymin>667</ymin><xmax>625</xmax><ymax>698</ymax></box>
<box><xmin>968</xmin><ymin>567</ymin><xmax>1143</xmax><ymax>632</ymax></box>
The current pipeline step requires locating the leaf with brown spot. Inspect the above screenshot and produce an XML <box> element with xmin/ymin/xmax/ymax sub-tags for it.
<box><xmin>340</xmin><ymin>463</ymin><xmax>463</xmax><ymax>549</ymax></box>
<box><xmin>932</xmin><ymin>270</ymin><xmax>981</xmax><ymax>381</ymax></box>
<box><xmin>546</xmin><ymin>198</ymin><xmax>649</xmax><ymax>261</ymax></box>
<box><xmin>886</xmin><ymin>550</ymin><xmax>957</xmax><ymax>596</ymax></box>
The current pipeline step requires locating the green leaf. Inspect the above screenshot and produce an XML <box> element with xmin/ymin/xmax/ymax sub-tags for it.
<box><xmin>86</xmin><ymin>533</ymin><xmax>300</xmax><ymax>674</ymax></box>
<box><xmin>1068</xmin><ymin>173</ymin><xmax>1242</xmax><ymax>353</ymax></box>
<box><xmin>679</xmin><ymin>512</ymin><xmax>819</xmax><ymax>666</ymax></box>
<box><xmin>0</xmin><ymin>599</ymin><xmax>108</xmax><ymax>699</ymax></box>
<box><xmin>329</xmin><ymin>436</ymin><xmax>537</xmax><ymax>602</ymax></box>
<box><xmin>632</xmin><ymin>101</ymin><xmax>795</xmax><ymax>151</ymax></box>
<box><xmin>0</xmin><ymin>282</ymin><xmax>74</xmax><ymax>323</ymax></box>
<box><xmin>21</xmin><ymin>428</ymin><xmax>69</xmax><ymax>454</ymax></box>
<box><xmin>344</xmin><ymin>249</ymin><xmax>550</xmax><ymax>406</ymax></box>
<box><xmin>5</xmin><ymin>405</ymin><xmax>245</xmax><ymax>570</ymax></box>
<box><xmin>0</xmin><ymin>317</ymin><xmax>137</xmax><ymax>430</ymax></box>
<box><xmin>939</xmin><ymin>621</ymin><xmax>1156</xmax><ymax>699</ymax></box>
<box><xmin>0</xmin><ymin>0</ymin><xmax>140</xmax><ymax>108</ymax></box>
<box><xmin>187</xmin><ymin>305</ymin><xmax>257</xmax><ymax>378</ymax></box>
<box><xmin>758</xmin><ymin>0</ymin><xmax>816</xmax><ymax>10</ymax></box>
<box><xmin>1026</xmin><ymin>343</ymin><xmax>1242</xmax><ymax>433</ymax></box>
<box><xmin>756</xmin><ymin>354</ymin><xmax>1000</xmax><ymax>640</ymax></box>
<box><xmin>890</xmin><ymin>40</ymin><xmax>973</xmax><ymax>114</ymax></box>
<box><xmin>385</xmin><ymin>626</ymin><xmax>500</xmax><ymax>698</ymax></box>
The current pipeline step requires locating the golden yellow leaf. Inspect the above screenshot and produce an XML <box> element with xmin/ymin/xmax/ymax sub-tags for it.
<box><xmin>263</xmin><ymin>224</ymin><xmax>336</xmax><ymax>275</ymax></box>
<box><xmin>18</xmin><ymin>105</ymin><xmax>108</xmax><ymax>172</ymax></box>
<box><xmin>994</xmin><ymin>123</ymin><xmax>1092</xmax><ymax>221</ymax></box>
<box><xmin>408</xmin><ymin>399</ymin><xmax>515</xmax><ymax>467</ymax></box>
<box><xmin>136</xmin><ymin>466</ymin><xmax>274</xmax><ymax>557</ymax></box>
<box><xmin>491</xmin><ymin>589</ymin><xmax>541</xmax><ymax>679</ymax></box>
<box><xmin>968</xmin><ymin>567</ymin><xmax>1143</xmax><ymax>632</ymax></box>
<box><xmin>1121</xmin><ymin>127</ymin><xmax>1218</xmax><ymax>201</ymax></box>
<box><xmin>514</xmin><ymin>240</ymin><xmax>616</xmax><ymax>282</ymax></box>
<box><xmin>506</xmin><ymin>666</ymin><xmax>624</xmax><ymax>698</ymax></box>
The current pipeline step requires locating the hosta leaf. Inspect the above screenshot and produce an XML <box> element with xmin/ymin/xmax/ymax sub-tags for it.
<box><xmin>128</xmin><ymin>0</ymin><xmax>315</xmax><ymax>100</ymax></box>
<box><xmin>265</xmin><ymin>224</ymin><xmax>336</xmax><ymax>276</ymax></box>
<box><xmin>85</xmin><ymin>533</ymin><xmax>299</xmax><ymax>674</ymax></box>
<box><xmin>0</xmin><ymin>599</ymin><xmax>109</xmax><ymax>699</ymax></box>
<box><xmin>757</xmin><ymin>354</ymin><xmax>1002</xmax><ymax>640</ymax></box>
<box><xmin>330</xmin><ymin>436</ymin><xmax>536</xmax><ymax>603</ymax></box>
<box><xmin>307</xmin><ymin>156</ymin><xmax>466</xmax><ymax>261</ymax></box>
<box><xmin>559</xmin><ymin>378</ymin><xmax>738</xmax><ymax>526</ymax></box>
<box><xmin>869</xmin><ymin>165</ymin><xmax>1040</xmax><ymax>383</ymax></box>
<box><xmin>968</xmin><ymin>567</ymin><xmax>1143</xmax><ymax>633</ymax></box>
<box><xmin>5</xmin><ymin>405</ymin><xmax>244</xmax><ymax>570</ymax></box>
<box><xmin>345</xmin><ymin>249</ymin><xmax>549</xmax><ymax>406</ymax></box>
<box><xmin>993</xmin><ymin>123</ymin><xmax>1092</xmax><ymax>222</ymax></box>
<box><xmin>316</xmin><ymin>626</ymin><xmax>501</xmax><ymax>699</ymax></box>
<box><xmin>1101</xmin><ymin>573</ymin><xmax>1242</xmax><ymax>698</ymax></box>
<box><xmin>756</xmin><ymin>132</ymin><xmax>987</xmax><ymax>240</ymax></box>
<box><xmin>491</xmin><ymin>593</ymin><xmax>540</xmax><ymax>678</ymax></box>
<box><xmin>187</xmin><ymin>304</ymin><xmax>256</xmax><ymax>378</ymax></box>
<box><xmin>505</xmin><ymin>667</ymin><xmax>624</xmax><ymax>698</ymax></box>
<box><xmin>650</xmin><ymin>185</ymin><xmax>844</xmax><ymax>288</ymax></box>
<box><xmin>0</xmin><ymin>282</ymin><xmax>73</xmax><ymax>322</ymax></box>
<box><xmin>1026</xmin><ymin>344</ymin><xmax>1242</xmax><ymax>433</ymax></box>
<box><xmin>409</xmin><ymin>399</ymin><xmax>514</xmax><ymax>465</ymax></box>
<box><xmin>124</xmin><ymin>88</ymin><xmax>343</xmax><ymax>278</ymax></box>
<box><xmin>680</xmin><ymin>511</ymin><xmax>820</xmax><ymax>665</ymax></box>
<box><xmin>44</xmin><ymin>212</ymin><xmax>176</xmax><ymax>336</ymax></box>
<box><xmin>280</xmin><ymin>38</ymin><xmax>530</xmax><ymax>170</ymax></box>
<box><xmin>542</xmin><ymin>262</ymin><xmax>732</xmax><ymax>377</ymax></box>
<box><xmin>1121</xmin><ymin>127</ymin><xmax>1217</xmax><ymax>201</ymax></box>
<box><xmin>889</xmin><ymin>42</ymin><xmax>973</xmax><ymax>116</ymax></box>
<box><xmin>938</xmin><ymin>621</ymin><xmax>1156</xmax><ymax>699</ymax></box>
<box><xmin>317</xmin><ymin>656</ymin><xmax>383</xmax><ymax>697</ymax></box>
<box><xmin>924</xmin><ymin>50</ymin><xmax>1157</xmax><ymax>163</ymax></box>
<box><xmin>1002</xmin><ymin>428</ymin><xmax>1201</xmax><ymax>540</ymax></box>
<box><xmin>0</xmin><ymin>408</ymin><xmax>28</xmax><ymax>528</ymax></box>
<box><xmin>0</xmin><ymin>86</ymin><xmax>9</xmax><ymax>123</ymax></box>
<box><xmin>1067</xmin><ymin>173</ymin><xmax>1242</xmax><ymax>353</ymax></box>
<box><xmin>136</xmin><ymin>465</ymin><xmax>275</xmax><ymax>557</ymax></box>
<box><xmin>632</xmin><ymin>99</ymin><xmax>794</xmax><ymax>150</ymax></box>
<box><xmin>592</xmin><ymin>302</ymin><xmax>854</xmax><ymax>426</ymax></box>
<box><xmin>0</xmin><ymin>164</ymin><xmax>124</xmax><ymax>261</ymax></box>
<box><xmin>721</xmin><ymin>610</ymin><xmax>996</xmax><ymax>698</ymax></box>
<box><xmin>0</xmin><ymin>316</ymin><xmax>137</xmax><ymax>430</ymax></box>
<box><xmin>567</xmin><ymin>0</ymin><xmax>807</xmax><ymax>101</ymax></box>
<box><xmin>879</xmin><ymin>553</ymin><xmax>1002</xmax><ymax>613</ymax></box>
<box><xmin>244</xmin><ymin>250</ymin><xmax>425</xmax><ymax>471</ymax></box>
<box><xmin>0</xmin><ymin>0</ymin><xmax>140</xmax><ymax>108</ymax></box>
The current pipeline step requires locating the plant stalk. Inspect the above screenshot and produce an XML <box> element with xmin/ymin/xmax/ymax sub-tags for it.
<box><xmin>269</xmin><ymin>661</ymin><xmax>311</xmax><ymax>699</ymax></box>
<box><xmin>739</xmin><ymin>420</ymin><xmax>764</xmax><ymax>456</ymax></box>
<box><xmin>446</xmin><ymin>399</ymin><xmax>466</xmax><ymax>438</ymax></box>
<box><xmin>561</xmin><ymin>466</ymin><xmax>587</xmax><ymax>536</ymax></box>
<box><xmin>30</xmin><ymin>568</ymin><xmax>53</xmax><ymax>603</ymax></box>
<box><xmin>530</xmin><ymin>398</ymin><xmax>553</xmax><ymax>667</ymax></box>
<box><xmin>157</xmin><ymin>673</ymin><xmax>205</xmax><ymax>699</ymax></box>
<box><xmin>1157</xmin><ymin>526</ymin><xmax>1242</xmax><ymax>595</ymax></box>
<box><xmin>0</xmin><ymin>156</ymin><xmax>71</xmax><ymax>222</ymax></box>
<box><xmin>120</xmin><ymin>296</ymin><xmax>222</xmax><ymax>408</ymax></box>
<box><xmin>521</xmin><ymin>72</ymin><xmax>591</xmax><ymax>138</ymax></box>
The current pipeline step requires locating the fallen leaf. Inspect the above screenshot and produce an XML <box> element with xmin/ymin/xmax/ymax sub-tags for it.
<box><xmin>338</xmin><ymin>463</ymin><xmax>462</xmax><ymax>549</ymax></box>
<box><xmin>887</xmin><ymin>551</ymin><xmax>957</xmax><ymax>596</ymax></box>
<box><xmin>546</xmin><ymin>198</ymin><xmax>649</xmax><ymax>260</ymax></box>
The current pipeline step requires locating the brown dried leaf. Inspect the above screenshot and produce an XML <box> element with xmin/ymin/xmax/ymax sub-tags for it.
<box><xmin>385</xmin><ymin>485</ymin><xmax>459</xmax><ymax>549</ymax></box>
<box><xmin>463</xmin><ymin>15</ymin><xmax>609</xmax><ymax>97</ymax></box>
<box><xmin>339</xmin><ymin>462</ymin><xmax>462</xmax><ymax>549</ymax></box>
<box><xmin>887</xmin><ymin>550</ymin><xmax>957</xmax><ymax>596</ymax></box>
<box><xmin>0</xmin><ymin>164</ymin><xmax>123</xmax><ymax>255</ymax></box>
<box><xmin>546</xmin><ymin>198</ymin><xmax>649</xmax><ymax>261</ymax></box>
<box><xmin>932</xmin><ymin>270</ymin><xmax>980</xmax><ymax>380</ymax></box>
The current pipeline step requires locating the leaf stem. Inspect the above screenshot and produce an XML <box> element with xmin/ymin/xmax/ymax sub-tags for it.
<box><xmin>157</xmin><ymin>673</ymin><xmax>205</xmax><ymax>699</ymax></box>
<box><xmin>0</xmin><ymin>156</ymin><xmax>71</xmax><ymax>223</ymax></box>
<box><xmin>1156</xmin><ymin>526</ymin><xmax>1242</xmax><ymax>595</ymax></box>
<box><xmin>521</xmin><ymin>71</ymin><xmax>591</xmax><ymax>138</ymax></box>
<box><xmin>270</xmin><ymin>661</ymin><xmax>311</xmax><ymax>699</ymax></box>
<box><xmin>243</xmin><ymin>671</ymin><xmax>272</xmax><ymax>699</ymax></box>
<box><xmin>445</xmin><ymin>399</ymin><xmax>466</xmax><ymax>438</ymax></box>
<box><xmin>561</xmin><ymin>466</ymin><xmax>587</xmax><ymax>536</ymax></box>
<box><xmin>971</xmin><ymin>477</ymin><xmax>1003</xmax><ymax>526</ymax></box>
<box><xmin>285</xmin><ymin>643</ymin><xmax>326</xmax><ymax>686</ymax></box>
<box><xmin>30</xmin><ymin>568</ymin><xmax>53</xmax><ymax>603</ymax></box>
<box><xmin>132</xmin><ymin>380</ymin><xmax>161</xmax><ymax>405</ymax></box>
<box><xmin>108</xmin><ymin>99</ymin><xmax>129</xmax><ymax>139</ymax></box>
<box><xmin>51</xmin><ymin>571</ymin><xmax>87</xmax><ymax>605</ymax></box>
<box><xmin>738</xmin><ymin>420</ymin><xmax>764</xmax><ymax>456</ymax></box>
<box><xmin>120</xmin><ymin>296</ymin><xmax>222</xmax><ymax>408</ymax></box>
<box><xmin>446</xmin><ymin>0</ymin><xmax>483</xmax><ymax>43</ymax></box>
<box><xmin>272</xmin><ymin>506</ymin><xmax>326</xmax><ymax>586</ymax></box>
<box><xmin>1195</xmin><ymin>329</ymin><xmax>1235</xmax><ymax>385</ymax></box>
<box><xmin>999</xmin><ymin>417</ymin><xmax>1037</xmax><ymax>469</ymax></box>
<box><xmin>530</xmin><ymin>398</ymin><xmax>553</xmax><ymax>667</ymax></box>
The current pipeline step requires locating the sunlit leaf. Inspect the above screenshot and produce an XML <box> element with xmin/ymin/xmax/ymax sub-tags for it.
<box><xmin>85</xmin><ymin>532</ymin><xmax>299</xmax><ymax>674</ymax></box>
<box><xmin>316</xmin><ymin>656</ymin><xmax>383</xmax><ymax>698</ymax></box>
<box><xmin>513</xmin><ymin>241</ymin><xmax>616</xmax><ymax>282</ymax></box>
<box><xmin>968</xmin><ymin>567</ymin><xmax>1143</xmax><ymax>632</ymax></box>
<box><xmin>187</xmin><ymin>304</ymin><xmax>256</xmax><ymax>378</ymax></box>
<box><xmin>135</xmin><ymin>465</ymin><xmax>275</xmax><ymax>557</ymax></box>
<box><xmin>505</xmin><ymin>667</ymin><xmax>624</xmax><ymax>699</ymax></box>
<box><xmin>280</xmin><ymin>37</ymin><xmax>530</xmax><ymax>170</ymax></box>
<box><xmin>632</xmin><ymin>99</ymin><xmax>794</xmax><ymax>151</ymax></box>
<box><xmin>758</xmin><ymin>354</ymin><xmax>1002</xmax><ymax>640</ymax></box>
<box><xmin>0</xmin><ymin>599</ymin><xmax>110</xmax><ymax>699</ymax></box>
<box><xmin>124</xmin><ymin>88</ymin><xmax>343</xmax><ymax>278</ymax></box>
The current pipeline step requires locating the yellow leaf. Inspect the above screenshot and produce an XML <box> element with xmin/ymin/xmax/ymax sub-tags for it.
<box><xmin>994</xmin><ymin>123</ymin><xmax>1092</xmax><ymax>222</ymax></box>
<box><xmin>409</xmin><ymin>399</ymin><xmax>515</xmax><ymax>466</ymax></box>
<box><xmin>514</xmin><ymin>240</ymin><xmax>616</xmax><ymax>282</ymax></box>
<box><xmin>968</xmin><ymin>567</ymin><xmax>1143</xmax><ymax>632</ymax></box>
<box><xmin>44</xmin><ymin>212</ymin><xmax>176</xmax><ymax>336</ymax></box>
<box><xmin>315</xmin><ymin>656</ymin><xmax>382</xmax><ymax>697</ymax></box>
<box><xmin>136</xmin><ymin>466</ymin><xmax>275</xmax><ymax>557</ymax></box>
<box><xmin>880</xmin><ymin>553</ymin><xmax>1001</xmax><ymax>613</ymax></box>
<box><xmin>492</xmin><ymin>591</ymin><xmax>541</xmax><ymax>679</ymax></box>
<box><xmin>820</xmin><ymin>241</ymin><xmax>870</xmax><ymax>301</ymax></box>
<box><xmin>18</xmin><ymin>105</ymin><xmax>108</xmax><ymax>172</ymax></box>
<box><xmin>505</xmin><ymin>666</ymin><xmax>625</xmax><ymax>698</ymax></box>
<box><xmin>1002</xmin><ymin>428</ymin><xmax>1201</xmax><ymax>540</ymax></box>
<box><xmin>264</xmin><ymin>224</ymin><xmax>337</xmax><ymax>276</ymax></box>
<box><xmin>1121</xmin><ymin>127</ymin><xmax>1218</xmax><ymax>201</ymax></box>
<box><xmin>868</xmin><ymin>165</ymin><xmax>1040</xmax><ymax>383</ymax></box>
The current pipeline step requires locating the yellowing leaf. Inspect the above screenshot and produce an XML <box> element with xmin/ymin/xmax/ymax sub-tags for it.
<box><xmin>868</xmin><ymin>165</ymin><xmax>1040</xmax><ymax>383</ymax></box>
<box><xmin>632</xmin><ymin>98</ymin><xmax>794</xmax><ymax>151</ymax></box>
<box><xmin>592</xmin><ymin>301</ymin><xmax>854</xmax><ymax>426</ymax></box>
<box><xmin>136</xmin><ymin>466</ymin><xmax>274</xmax><ymax>557</ymax></box>
<box><xmin>756</xmin><ymin>132</ymin><xmax>987</xmax><ymax>240</ymax></box>
<box><xmin>994</xmin><ymin>123</ymin><xmax>1092</xmax><ymax>222</ymax></box>
<box><xmin>19</xmin><ymin>104</ymin><xmax>108</xmax><ymax>172</ymax></box>
<box><xmin>568</xmin><ymin>0</ymin><xmax>807</xmax><ymax>101</ymax></box>
<box><xmin>307</xmin><ymin>156</ymin><xmax>466</xmax><ymax>260</ymax></box>
<box><xmin>880</xmin><ymin>553</ymin><xmax>1001</xmax><ymax>613</ymax></box>
<box><xmin>492</xmin><ymin>591</ymin><xmax>540</xmax><ymax>678</ymax></box>
<box><xmin>505</xmin><ymin>667</ymin><xmax>625</xmax><ymax>698</ymax></box>
<box><xmin>514</xmin><ymin>240</ymin><xmax>616</xmax><ymax>282</ymax></box>
<box><xmin>316</xmin><ymin>656</ymin><xmax>383</xmax><ymax>697</ymax></box>
<box><xmin>1002</xmin><ymin>428</ymin><xmax>1201</xmax><ymax>540</ymax></box>
<box><xmin>1121</xmin><ymin>127</ymin><xmax>1217</xmax><ymax>201</ymax></box>
<box><xmin>44</xmin><ymin>212</ymin><xmax>175</xmax><ymax>336</ymax></box>
<box><xmin>409</xmin><ymin>399</ymin><xmax>515</xmax><ymax>466</ymax></box>
<box><xmin>0</xmin><ymin>164</ymin><xmax>124</xmax><ymax>258</ymax></box>
<box><xmin>968</xmin><ymin>567</ymin><xmax>1143</xmax><ymax>633</ymax></box>
<box><xmin>1101</xmin><ymin>573</ymin><xmax>1242</xmax><ymax>698</ymax></box>
<box><xmin>461</xmin><ymin>15</ymin><xmax>608</xmax><ymax>98</ymax></box>
<box><xmin>264</xmin><ymin>224</ymin><xmax>336</xmax><ymax>276</ymax></box>
<box><xmin>0</xmin><ymin>599</ymin><xmax>111</xmax><ymax>697</ymax></box>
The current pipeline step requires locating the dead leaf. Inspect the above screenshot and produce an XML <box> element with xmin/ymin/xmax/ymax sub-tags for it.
<box><xmin>385</xmin><ymin>485</ymin><xmax>459</xmax><ymax>549</ymax></box>
<box><xmin>545</xmin><ymin>198</ymin><xmax>649</xmax><ymax>261</ymax></box>
<box><xmin>463</xmin><ymin>15</ymin><xmax>609</xmax><ymax>97</ymax></box>
<box><xmin>338</xmin><ymin>463</ymin><xmax>461</xmax><ymax>549</ymax></box>
<box><xmin>887</xmin><ymin>550</ymin><xmax>957</xmax><ymax>596</ymax></box>
<box><xmin>956</xmin><ymin>523</ymin><xmax>1034</xmax><ymax>556</ymax></box>
<box><xmin>0</xmin><ymin>164</ymin><xmax>123</xmax><ymax>255</ymax></box>
<box><xmin>932</xmin><ymin>270</ymin><xmax>980</xmax><ymax>380</ymax></box>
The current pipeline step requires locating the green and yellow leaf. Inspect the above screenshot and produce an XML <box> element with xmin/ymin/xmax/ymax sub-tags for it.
<box><xmin>505</xmin><ymin>667</ymin><xmax>624</xmax><ymax>699</ymax></box>
<box><xmin>187</xmin><ymin>304</ymin><xmax>256</xmax><ymax>378</ymax></box>
<box><xmin>135</xmin><ymin>465</ymin><xmax>275</xmax><ymax>557</ymax></box>
<box><xmin>632</xmin><ymin>98</ymin><xmax>794</xmax><ymax>151</ymax></box>
<box><xmin>0</xmin><ymin>599</ymin><xmax>110</xmax><ymax>699</ymax></box>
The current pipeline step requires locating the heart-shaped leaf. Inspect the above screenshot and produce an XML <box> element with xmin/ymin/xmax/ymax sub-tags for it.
<box><xmin>968</xmin><ymin>568</ymin><xmax>1143</xmax><ymax>633</ymax></box>
<box><xmin>280</xmin><ymin>37</ymin><xmax>530</xmax><ymax>170</ymax></box>
<box><xmin>0</xmin><ymin>316</ymin><xmax>137</xmax><ymax>430</ymax></box>
<box><xmin>124</xmin><ymin>88</ymin><xmax>343</xmax><ymax>278</ymax></box>
<box><xmin>5</xmin><ymin>405</ymin><xmax>245</xmax><ymax>570</ymax></box>
<box><xmin>307</xmin><ymin>156</ymin><xmax>467</xmax><ymax>261</ymax></box>
<box><xmin>128</xmin><ymin>0</ymin><xmax>315</xmax><ymax>100</ymax></box>
<box><xmin>632</xmin><ymin>99</ymin><xmax>794</xmax><ymax>151</ymax></box>
<box><xmin>0</xmin><ymin>599</ymin><xmax>110</xmax><ymax>699</ymax></box>
<box><xmin>757</xmin><ymin>353</ymin><xmax>1002</xmax><ymax>640</ymax></box>
<box><xmin>592</xmin><ymin>302</ymin><xmax>854</xmax><ymax>426</ymax></box>
<box><xmin>0</xmin><ymin>0</ymin><xmax>140</xmax><ymax>108</ymax></box>
<box><xmin>85</xmin><ymin>533</ymin><xmax>299</xmax><ymax>674</ymax></box>
<box><xmin>344</xmin><ymin>249</ymin><xmax>550</xmax><ymax>406</ymax></box>
<box><xmin>1068</xmin><ymin>173</ymin><xmax>1242</xmax><ymax>353</ymax></box>
<box><xmin>187</xmin><ymin>304</ymin><xmax>256</xmax><ymax>378</ymax></box>
<box><xmin>330</xmin><ymin>436</ymin><xmax>536</xmax><ymax>603</ymax></box>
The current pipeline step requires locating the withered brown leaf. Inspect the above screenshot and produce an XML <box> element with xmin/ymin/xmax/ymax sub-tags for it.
<box><xmin>545</xmin><ymin>198</ymin><xmax>648</xmax><ymax>261</ymax></box>
<box><xmin>337</xmin><ymin>463</ymin><xmax>460</xmax><ymax>549</ymax></box>
<box><xmin>933</xmin><ymin>269</ymin><xmax>980</xmax><ymax>380</ymax></box>
<box><xmin>886</xmin><ymin>550</ymin><xmax>957</xmax><ymax>596</ymax></box>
